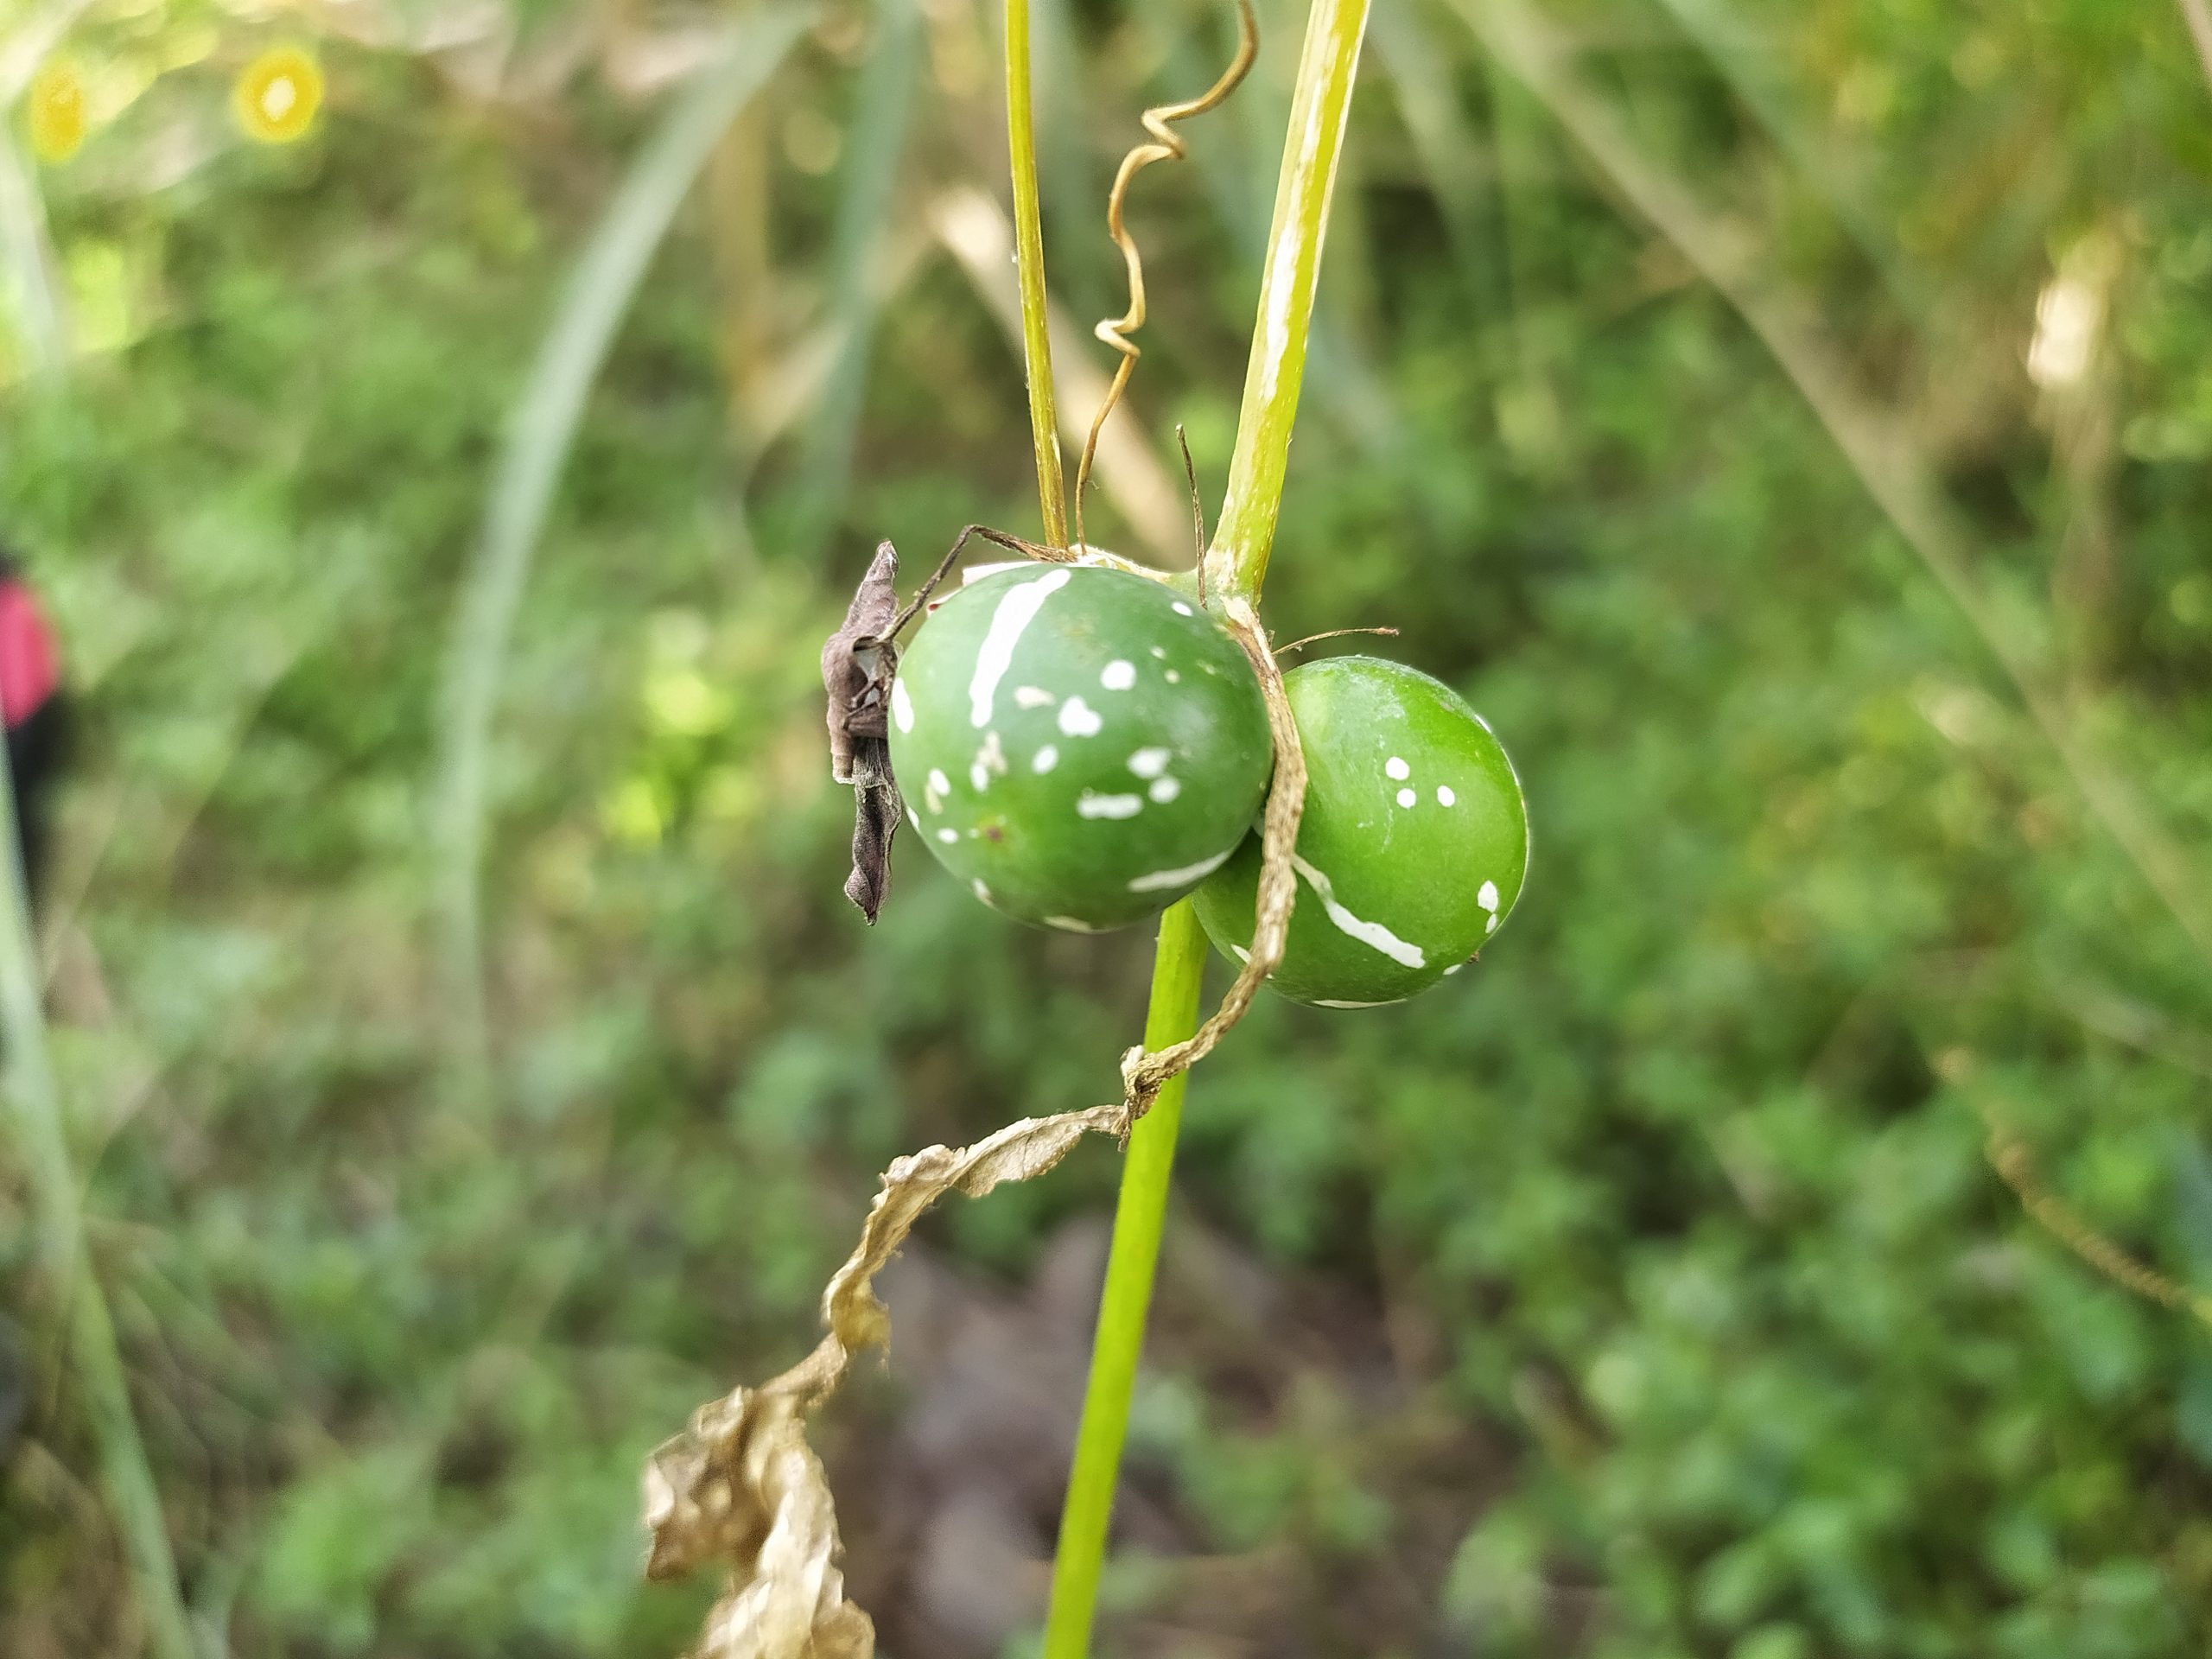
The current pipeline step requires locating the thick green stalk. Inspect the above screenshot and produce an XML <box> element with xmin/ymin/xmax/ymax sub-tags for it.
<box><xmin>1004</xmin><ymin>0</ymin><xmax>1071</xmax><ymax>547</ymax></box>
<box><xmin>1207</xmin><ymin>0</ymin><xmax>1371</xmax><ymax>597</ymax></box>
<box><xmin>1041</xmin><ymin>0</ymin><xmax>1370</xmax><ymax>1650</ymax></box>
<box><xmin>1040</xmin><ymin>901</ymin><xmax>1205</xmax><ymax>1656</ymax></box>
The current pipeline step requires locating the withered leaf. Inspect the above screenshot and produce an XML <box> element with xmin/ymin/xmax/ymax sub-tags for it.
<box><xmin>822</xmin><ymin>543</ymin><xmax>904</xmax><ymax>924</ymax></box>
<box><xmin>644</xmin><ymin>1102</ymin><xmax>1126</xmax><ymax>1658</ymax></box>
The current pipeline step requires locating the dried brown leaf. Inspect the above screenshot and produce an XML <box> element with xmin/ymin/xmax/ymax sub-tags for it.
<box><xmin>645</xmin><ymin>1103</ymin><xmax>1127</xmax><ymax>1656</ymax></box>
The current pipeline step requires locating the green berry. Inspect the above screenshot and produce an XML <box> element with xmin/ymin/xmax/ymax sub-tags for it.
<box><xmin>889</xmin><ymin>563</ymin><xmax>1273</xmax><ymax>931</ymax></box>
<box><xmin>1193</xmin><ymin>655</ymin><xmax>1529</xmax><ymax>1006</ymax></box>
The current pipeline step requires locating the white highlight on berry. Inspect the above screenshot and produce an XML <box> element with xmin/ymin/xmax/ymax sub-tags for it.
<box><xmin>969</xmin><ymin>569</ymin><xmax>1071</xmax><ymax>726</ymax></box>
<box><xmin>1445</xmin><ymin>963</ymin><xmax>1465</xmax><ymax>976</ymax></box>
<box><xmin>1292</xmin><ymin>854</ymin><xmax>1427</xmax><ymax>969</ymax></box>
<box><xmin>1149</xmin><ymin>777</ymin><xmax>1180</xmax><ymax>803</ymax></box>
<box><xmin>1396</xmin><ymin>788</ymin><xmax>1417</xmax><ymax>809</ymax></box>
<box><xmin>971</xmin><ymin>880</ymin><xmax>992</xmax><ymax>904</ymax></box>
<box><xmin>1478</xmin><ymin>880</ymin><xmax>1500</xmax><ymax>912</ymax></box>
<box><xmin>891</xmin><ymin>677</ymin><xmax>914</xmax><ymax>733</ymax></box>
<box><xmin>906</xmin><ymin>807</ymin><xmax>921</xmax><ymax>832</ymax></box>
<box><xmin>1077</xmin><ymin>791</ymin><xmax>1144</xmax><ymax>819</ymax></box>
<box><xmin>1127</xmin><ymin>747</ymin><xmax>1173</xmax><ymax>779</ymax></box>
<box><xmin>1127</xmin><ymin>845</ymin><xmax>1236</xmax><ymax>892</ymax></box>
<box><xmin>1385</xmin><ymin>755</ymin><xmax>1410</xmax><ymax>780</ymax></box>
<box><xmin>1058</xmin><ymin>696</ymin><xmax>1104</xmax><ymax>737</ymax></box>
<box><xmin>1045</xmin><ymin>915</ymin><xmax>1104</xmax><ymax>933</ymax></box>
<box><xmin>1149</xmin><ymin>646</ymin><xmax>1166</xmax><ymax>658</ymax></box>
<box><xmin>1101</xmin><ymin>659</ymin><xmax>1137</xmax><ymax>691</ymax></box>
<box><xmin>1172</xmin><ymin>601</ymin><xmax>1194</xmax><ymax>615</ymax></box>
<box><xmin>925</xmin><ymin>769</ymin><xmax>950</xmax><ymax>812</ymax></box>
<box><xmin>1032</xmin><ymin>744</ymin><xmax>1058</xmax><ymax>774</ymax></box>
<box><xmin>936</xmin><ymin>828</ymin><xmax>958</xmax><ymax>844</ymax></box>
<box><xmin>1314</xmin><ymin>998</ymin><xmax>1407</xmax><ymax>1009</ymax></box>
<box><xmin>1165</xmin><ymin>671</ymin><xmax>1181</xmax><ymax>683</ymax></box>
<box><xmin>1436</xmin><ymin>785</ymin><xmax>1456</xmax><ymax>807</ymax></box>
<box><xmin>1014</xmin><ymin>685</ymin><xmax>1056</xmax><ymax>709</ymax></box>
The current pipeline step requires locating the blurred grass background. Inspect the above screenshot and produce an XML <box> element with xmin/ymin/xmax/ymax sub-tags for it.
<box><xmin>5</xmin><ymin>0</ymin><xmax>2212</xmax><ymax>1654</ymax></box>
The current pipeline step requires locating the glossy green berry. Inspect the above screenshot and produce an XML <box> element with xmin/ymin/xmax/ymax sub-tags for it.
<box><xmin>1193</xmin><ymin>655</ymin><xmax>1529</xmax><ymax>1007</ymax></box>
<box><xmin>889</xmin><ymin>563</ymin><xmax>1273</xmax><ymax>931</ymax></box>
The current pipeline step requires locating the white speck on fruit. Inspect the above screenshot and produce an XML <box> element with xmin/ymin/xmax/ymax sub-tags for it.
<box><xmin>1149</xmin><ymin>646</ymin><xmax>1166</xmax><ymax>658</ymax></box>
<box><xmin>1486</xmin><ymin>915</ymin><xmax>1499</xmax><ymax>934</ymax></box>
<box><xmin>1149</xmin><ymin>777</ymin><xmax>1180</xmax><ymax>803</ymax></box>
<box><xmin>1437</xmin><ymin>785</ymin><xmax>1456</xmax><ymax>807</ymax></box>
<box><xmin>969</xmin><ymin>569</ymin><xmax>1071</xmax><ymax>726</ymax></box>
<box><xmin>1314</xmin><ymin>998</ymin><xmax>1406</xmax><ymax>1009</ymax></box>
<box><xmin>969</xmin><ymin>729</ymin><xmax>1008</xmax><ymax>791</ymax></box>
<box><xmin>891</xmin><ymin>677</ymin><xmax>914</xmax><ymax>733</ymax></box>
<box><xmin>1077</xmin><ymin>791</ymin><xmax>1144</xmax><ymax>819</ymax></box>
<box><xmin>1293</xmin><ymin>854</ymin><xmax>1427</xmax><ymax>969</ymax></box>
<box><xmin>925</xmin><ymin>769</ymin><xmax>950</xmax><ymax>812</ymax></box>
<box><xmin>1396</xmin><ymin>787</ymin><xmax>1417</xmax><ymax>809</ymax></box>
<box><xmin>1172</xmin><ymin>601</ymin><xmax>1194</xmax><ymax>615</ymax></box>
<box><xmin>1127</xmin><ymin>747</ymin><xmax>1173</xmax><ymax>779</ymax></box>
<box><xmin>1058</xmin><ymin>696</ymin><xmax>1104</xmax><ymax>737</ymax></box>
<box><xmin>1229</xmin><ymin>943</ymin><xmax>1250</xmax><ymax>963</ymax></box>
<box><xmin>971</xmin><ymin>880</ymin><xmax>992</xmax><ymax>903</ymax></box>
<box><xmin>936</xmin><ymin>827</ymin><xmax>958</xmax><ymax>844</ymax></box>
<box><xmin>906</xmin><ymin>808</ymin><xmax>921</xmax><ymax>831</ymax></box>
<box><xmin>1033</xmin><ymin>744</ymin><xmax>1058</xmax><ymax>774</ymax></box>
<box><xmin>1478</xmin><ymin>880</ymin><xmax>1500</xmax><ymax>912</ymax></box>
<box><xmin>1127</xmin><ymin>845</ymin><xmax>1234</xmax><ymax>893</ymax></box>
<box><xmin>1014</xmin><ymin>684</ymin><xmax>1056</xmax><ymax>709</ymax></box>
<box><xmin>1165</xmin><ymin>671</ymin><xmax>1180</xmax><ymax>683</ymax></box>
<box><xmin>1045</xmin><ymin>915</ymin><xmax>1104</xmax><ymax>933</ymax></box>
<box><xmin>1101</xmin><ymin>659</ymin><xmax>1137</xmax><ymax>691</ymax></box>
<box><xmin>1445</xmin><ymin>963</ymin><xmax>1465</xmax><ymax>975</ymax></box>
<box><xmin>1385</xmin><ymin>756</ymin><xmax>1410</xmax><ymax>780</ymax></box>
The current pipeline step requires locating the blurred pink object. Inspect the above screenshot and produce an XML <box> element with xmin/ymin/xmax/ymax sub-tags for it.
<box><xmin>0</xmin><ymin>580</ymin><xmax>59</xmax><ymax>729</ymax></box>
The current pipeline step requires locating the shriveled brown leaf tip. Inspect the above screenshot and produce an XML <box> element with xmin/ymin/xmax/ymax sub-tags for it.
<box><xmin>644</xmin><ymin>1103</ymin><xmax>1128</xmax><ymax>1657</ymax></box>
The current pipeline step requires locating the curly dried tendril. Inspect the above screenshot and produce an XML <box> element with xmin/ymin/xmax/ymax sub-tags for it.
<box><xmin>1075</xmin><ymin>0</ymin><xmax>1260</xmax><ymax>556</ymax></box>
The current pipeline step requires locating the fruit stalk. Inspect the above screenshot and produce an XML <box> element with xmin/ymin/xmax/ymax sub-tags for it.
<box><xmin>1041</xmin><ymin>0</ymin><xmax>1372</xmax><ymax>1650</ymax></box>
<box><xmin>1004</xmin><ymin>0</ymin><xmax>1071</xmax><ymax>548</ymax></box>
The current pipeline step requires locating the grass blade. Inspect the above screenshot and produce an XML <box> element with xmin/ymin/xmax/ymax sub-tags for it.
<box><xmin>433</xmin><ymin>11</ymin><xmax>809</xmax><ymax>1096</ymax></box>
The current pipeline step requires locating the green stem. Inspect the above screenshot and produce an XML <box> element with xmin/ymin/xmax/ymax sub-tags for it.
<box><xmin>1208</xmin><ymin>0</ymin><xmax>1372</xmax><ymax>597</ymax></box>
<box><xmin>0</xmin><ymin>752</ymin><xmax>194</xmax><ymax>1658</ymax></box>
<box><xmin>1041</xmin><ymin>0</ymin><xmax>1370</xmax><ymax>1650</ymax></box>
<box><xmin>1041</xmin><ymin>902</ymin><xmax>1205</xmax><ymax>1656</ymax></box>
<box><xmin>1004</xmin><ymin>0</ymin><xmax>1071</xmax><ymax>548</ymax></box>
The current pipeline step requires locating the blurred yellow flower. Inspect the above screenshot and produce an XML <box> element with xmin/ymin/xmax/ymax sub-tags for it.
<box><xmin>233</xmin><ymin>46</ymin><xmax>322</xmax><ymax>144</ymax></box>
<box><xmin>27</xmin><ymin>58</ymin><xmax>87</xmax><ymax>164</ymax></box>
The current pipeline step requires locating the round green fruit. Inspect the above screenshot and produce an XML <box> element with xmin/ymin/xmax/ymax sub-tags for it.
<box><xmin>889</xmin><ymin>563</ymin><xmax>1273</xmax><ymax>931</ymax></box>
<box><xmin>1193</xmin><ymin>655</ymin><xmax>1529</xmax><ymax>1007</ymax></box>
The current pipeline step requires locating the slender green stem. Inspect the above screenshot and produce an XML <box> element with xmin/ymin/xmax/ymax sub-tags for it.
<box><xmin>1041</xmin><ymin>0</ymin><xmax>1370</xmax><ymax>1650</ymax></box>
<box><xmin>1041</xmin><ymin>900</ymin><xmax>1206</xmax><ymax>1656</ymax></box>
<box><xmin>0</xmin><ymin>758</ymin><xmax>194</xmax><ymax>1658</ymax></box>
<box><xmin>1004</xmin><ymin>0</ymin><xmax>1071</xmax><ymax>548</ymax></box>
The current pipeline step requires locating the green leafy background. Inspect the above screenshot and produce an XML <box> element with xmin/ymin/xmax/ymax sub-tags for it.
<box><xmin>4</xmin><ymin>0</ymin><xmax>2212</xmax><ymax>1654</ymax></box>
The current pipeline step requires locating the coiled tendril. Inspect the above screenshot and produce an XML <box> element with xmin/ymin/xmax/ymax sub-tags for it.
<box><xmin>1075</xmin><ymin>0</ymin><xmax>1259</xmax><ymax>556</ymax></box>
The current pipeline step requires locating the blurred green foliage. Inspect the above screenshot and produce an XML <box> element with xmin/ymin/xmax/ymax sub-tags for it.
<box><xmin>4</xmin><ymin>0</ymin><xmax>2212</xmax><ymax>1654</ymax></box>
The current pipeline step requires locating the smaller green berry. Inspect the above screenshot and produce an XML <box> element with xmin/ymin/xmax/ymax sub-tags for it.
<box><xmin>1193</xmin><ymin>655</ymin><xmax>1529</xmax><ymax>1007</ymax></box>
